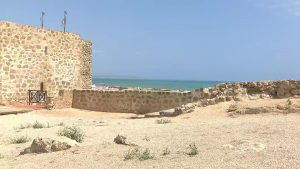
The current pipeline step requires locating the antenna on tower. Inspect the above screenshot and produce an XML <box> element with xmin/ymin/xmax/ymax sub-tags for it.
<box><xmin>40</xmin><ymin>11</ymin><xmax>45</xmax><ymax>28</ymax></box>
<box><xmin>61</xmin><ymin>11</ymin><xmax>67</xmax><ymax>33</ymax></box>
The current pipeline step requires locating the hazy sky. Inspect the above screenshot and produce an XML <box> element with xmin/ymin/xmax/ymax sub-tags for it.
<box><xmin>1</xmin><ymin>0</ymin><xmax>300</xmax><ymax>81</ymax></box>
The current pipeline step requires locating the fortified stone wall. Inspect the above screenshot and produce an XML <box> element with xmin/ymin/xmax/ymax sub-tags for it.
<box><xmin>72</xmin><ymin>90</ymin><xmax>193</xmax><ymax>113</ymax></box>
<box><xmin>0</xmin><ymin>21</ymin><xmax>92</xmax><ymax>104</ymax></box>
<box><xmin>57</xmin><ymin>80</ymin><xmax>300</xmax><ymax>114</ymax></box>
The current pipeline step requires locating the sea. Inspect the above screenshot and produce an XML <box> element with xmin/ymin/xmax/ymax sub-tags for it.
<box><xmin>92</xmin><ymin>78</ymin><xmax>223</xmax><ymax>91</ymax></box>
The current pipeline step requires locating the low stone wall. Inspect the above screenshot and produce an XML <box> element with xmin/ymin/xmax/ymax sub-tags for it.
<box><xmin>71</xmin><ymin>90</ymin><xmax>193</xmax><ymax>113</ymax></box>
<box><xmin>193</xmin><ymin>80</ymin><xmax>300</xmax><ymax>102</ymax></box>
<box><xmin>53</xmin><ymin>90</ymin><xmax>73</xmax><ymax>109</ymax></box>
<box><xmin>55</xmin><ymin>80</ymin><xmax>300</xmax><ymax>114</ymax></box>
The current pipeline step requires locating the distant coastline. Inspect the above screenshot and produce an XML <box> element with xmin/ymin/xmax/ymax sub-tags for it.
<box><xmin>92</xmin><ymin>78</ymin><xmax>223</xmax><ymax>91</ymax></box>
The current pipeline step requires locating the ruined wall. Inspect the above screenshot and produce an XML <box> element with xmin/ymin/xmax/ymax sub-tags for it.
<box><xmin>72</xmin><ymin>90</ymin><xmax>193</xmax><ymax>113</ymax></box>
<box><xmin>0</xmin><ymin>21</ymin><xmax>92</xmax><ymax>104</ymax></box>
<box><xmin>57</xmin><ymin>80</ymin><xmax>300</xmax><ymax>114</ymax></box>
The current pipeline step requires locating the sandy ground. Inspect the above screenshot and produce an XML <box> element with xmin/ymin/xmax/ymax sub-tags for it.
<box><xmin>0</xmin><ymin>98</ymin><xmax>300</xmax><ymax>169</ymax></box>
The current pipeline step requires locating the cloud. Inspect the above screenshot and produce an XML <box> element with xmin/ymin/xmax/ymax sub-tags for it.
<box><xmin>254</xmin><ymin>0</ymin><xmax>300</xmax><ymax>16</ymax></box>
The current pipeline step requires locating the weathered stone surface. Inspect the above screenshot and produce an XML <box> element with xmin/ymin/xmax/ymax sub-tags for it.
<box><xmin>291</xmin><ymin>89</ymin><xmax>300</xmax><ymax>95</ymax></box>
<box><xmin>159</xmin><ymin>109</ymin><xmax>177</xmax><ymax>116</ymax></box>
<box><xmin>227</xmin><ymin>103</ymin><xmax>239</xmax><ymax>112</ymax></box>
<box><xmin>20</xmin><ymin>137</ymin><xmax>73</xmax><ymax>155</ymax></box>
<box><xmin>113</xmin><ymin>135</ymin><xmax>137</xmax><ymax>146</ymax></box>
<box><xmin>62</xmin><ymin>80</ymin><xmax>300</xmax><ymax>114</ymax></box>
<box><xmin>114</xmin><ymin>135</ymin><xmax>127</xmax><ymax>145</ymax></box>
<box><xmin>0</xmin><ymin>21</ymin><xmax>92</xmax><ymax>105</ymax></box>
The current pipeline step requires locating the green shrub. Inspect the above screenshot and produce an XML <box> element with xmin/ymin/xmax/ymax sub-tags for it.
<box><xmin>287</xmin><ymin>99</ymin><xmax>292</xmax><ymax>106</ymax></box>
<box><xmin>17</xmin><ymin>123</ymin><xmax>32</xmax><ymax>129</ymax></box>
<box><xmin>124</xmin><ymin>148</ymin><xmax>140</xmax><ymax>161</ymax></box>
<box><xmin>156</xmin><ymin>119</ymin><xmax>172</xmax><ymax>124</ymax></box>
<box><xmin>187</xmin><ymin>143</ymin><xmax>198</xmax><ymax>156</ymax></box>
<box><xmin>58</xmin><ymin>126</ymin><xmax>84</xmax><ymax>143</ymax></box>
<box><xmin>162</xmin><ymin>148</ymin><xmax>170</xmax><ymax>155</ymax></box>
<box><xmin>58</xmin><ymin>122</ymin><xmax>64</xmax><ymax>126</ymax></box>
<box><xmin>32</xmin><ymin>121</ymin><xmax>46</xmax><ymax>129</ymax></box>
<box><xmin>124</xmin><ymin>148</ymin><xmax>154</xmax><ymax>161</ymax></box>
<box><xmin>139</xmin><ymin>148</ymin><xmax>154</xmax><ymax>161</ymax></box>
<box><xmin>10</xmin><ymin>136</ymin><xmax>29</xmax><ymax>144</ymax></box>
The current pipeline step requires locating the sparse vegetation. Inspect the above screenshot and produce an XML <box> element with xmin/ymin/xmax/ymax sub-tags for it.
<box><xmin>32</xmin><ymin>121</ymin><xmax>46</xmax><ymax>129</ymax></box>
<box><xmin>287</xmin><ymin>99</ymin><xmax>292</xmax><ymax>106</ymax></box>
<box><xmin>124</xmin><ymin>148</ymin><xmax>140</xmax><ymax>161</ymax></box>
<box><xmin>162</xmin><ymin>147</ymin><xmax>170</xmax><ymax>155</ymax></box>
<box><xmin>124</xmin><ymin>148</ymin><xmax>154</xmax><ymax>161</ymax></box>
<box><xmin>0</xmin><ymin>153</ymin><xmax>4</xmax><ymax>159</ymax></box>
<box><xmin>277</xmin><ymin>99</ymin><xmax>293</xmax><ymax>113</ymax></box>
<box><xmin>187</xmin><ymin>143</ymin><xmax>198</xmax><ymax>156</ymax></box>
<box><xmin>16</xmin><ymin>121</ymin><xmax>50</xmax><ymax>129</ymax></box>
<box><xmin>285</xmin><ymin>99</ymin><xmax>292</xmax><ymax>111</ymax></box>
<box><xmin>17</xmin><ymin>123</ymin><xmax>32</xmax><ymax>129</ymax></box>
<box><xmin>156</xmin><ymin>119</ymin><xmax>172</xmax><ymax>124</ymax></box>
<box><xmin>139</xmin><ymin>148</ymin><xmax>154</xmax><ymax>161</ymax></box>
<box><xmin>10</xmin><ymin>136</ymin><xmax>29</xmax><ymax>144</ymax></box>
<box><xmin>58</xmin><ymin>122</ymin><xmax>64</xmax><ymax>126</ymax></box>
<box><xmin>143</xmin><ymin>136</ymin><xmax>150</xmax><ymax>142</ymax></box>
<box><xmin>58</xmin><ymin>126</ymin><xmax>84</xmax><ymax>143</ymax></box>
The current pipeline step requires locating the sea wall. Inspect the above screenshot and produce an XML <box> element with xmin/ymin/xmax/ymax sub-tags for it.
<box><xmin>55</xmin><ymin>80</ymin><xmax>300</xmax><ymax>113</ymax></box>
<box><xmin>0</xmin><ymin>21</ymin><xmax>92</xmax><ymax>104</ymax></box>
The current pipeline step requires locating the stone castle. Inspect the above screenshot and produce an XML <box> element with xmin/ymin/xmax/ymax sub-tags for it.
<box><xmin>0</xmin><ymin>21</ymin><xmax>92</xmax><ymax>104</ymax></box>
<box><xmin>1</xmin><ymin>21</ymin><xmax>300</xmax><ymax>114</ymax></box>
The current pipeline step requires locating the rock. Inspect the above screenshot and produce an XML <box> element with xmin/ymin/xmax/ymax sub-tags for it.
<box><xmin>207</xmin><ymin>99</ymin><xmax>216</xmax><ymax>105</ymax></box>
<box><xmin>226</xmin><ymin>96</ymin><xmax>233</xmax><ymax>101</ymax></box>
<box><xmin>291</xmin><ymin>89</ymin><xmax>300</xmax><ymax>95</ymax></box>
<box><xmin>175</xmin><ymin>103</ymin><xmax>195</xmax><ymax>114</ymax></box>
<box><xmin>51</xmin><ymin>140</ymin><xmax>72</xmax><ymax>152</ymax></box>
<box><xmin>159</xmin><ymin>104</ymin><xmax>195</xmax><ymax>117</ymax></box>
<box><xmin>215</xmin><ymin>96</ymin><xmax>226</xmax><ymax>102</ymax></box>
<box><xmin>30</xmin><ymin>138</ymin><xmax>52</xmax><ymax>153</ymax></box>
<box><xmin>276</xmin><ymin>105</ymin><xmax>287</xmax><ymax>110</ymax></box>
<box><xmin>234</xmin><ymin>94</ymin><xmax>248</xmax><ymax>101</ymax></box>
<box><xmin>21</xmin><ymin>137</ymin><xmax>72</xmax><ymax>155</ymax></box>
<box><xmin>113</xmin><ymin>135</ymin><xmax>137</xmax><ymax>146</ymax></box>
<box><xmin>114</xmin><ymin>135</ymin><xmax>127</xmax><ymax>145</ymax></box>
<box><xmin>144</xmin><ymin>112</ymin><xmax>160</xmax><ymax>118</ymax></box>
<box><xmin>159</xmin><ymin>109</ymin><xmax>177</xmax><ymax>117</ymax></box>
<box><xmin>227</xmin><ymin>103</ymin><xmax>239</xmax><ymax>112</ymax></box>
<box><xmin>276</xmin><ymin>81</ymin><xmax>292</xmax><ymax>98</ymax></box>
<box><xmin>236</xmin><ymin>107</ymin><xmax>271</xmax><ymax>115</ymax></box>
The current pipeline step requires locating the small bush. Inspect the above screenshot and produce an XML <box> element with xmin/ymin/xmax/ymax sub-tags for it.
<box><xmin>32</xmin><ymin>121</ymin><xmax>46</xmax><ymax>129</ymax></box>
<box><xmin>187</xmin><ymin>143</ymin><xmax>198</xmax><ymax>156</ymax></box>
<box><xmin>139</xmin><ymin>148</ymin><xmax>154</xmax><ymax>161</ymax></box>
<box><xmin>58</xmin><ymin>126</ymin><xmax>84</xmax><ymax>143</ymax></box>
<box><xmin>10</xmin><ymin>136</ymin><xmax>29</xmax><ymax>144</ymax></box>
<box><xmin>58</xmin><ymin>122</ymin><xmax>64</xmax><ymax>126</ymax></box>
<box><xmin>142</xmin><ymin>136</ymin><xmax>150</xmax><ymax>142</ymax></box>
<box><xmin>124</xmin><ymin>148</ymin><xmax>154</xmax><ymax>161</ymax></box>
<box><xmin>17</xmin><ymin>123</ymin><xmax>32</xmax><ymax>129</ymax></box>
<box><xmin>0</xmin><ymin>153</ymin><xmax>4</xmax><ymax>159</ymax></box>
<box><xmin>287</xmin><ymin>99</ymin><xmax>292</xmax><ymax>106</ymax></box>
<box><xmin>156</xmin><ymin>119</ymin><xmax>172</xmax><ymax>124</ymax></box>
<box><xmin>124</xmin><ymin>148</ymin><xmax>140</xmax><ymax>161</ymax></box>
<box><xmin>162</xmin><ymin>148</ymin><xmax>170</xmax><ymax>156</ymax></box>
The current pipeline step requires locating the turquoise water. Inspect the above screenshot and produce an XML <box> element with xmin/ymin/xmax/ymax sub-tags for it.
<box><xmin>92</xmin><ymin>78</ymin><xmax>222</xmax><ymax>91</ymax></box>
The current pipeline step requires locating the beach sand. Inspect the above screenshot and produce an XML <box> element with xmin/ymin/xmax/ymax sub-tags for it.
<box><xmin>0</xmin><ymin>98</ymin><xmax>300</xmax><ymax>169</ymax></box>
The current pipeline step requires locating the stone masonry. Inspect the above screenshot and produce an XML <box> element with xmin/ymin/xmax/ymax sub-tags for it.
<box><xmin>57</xmin><ymin>80</ymin><xmax>300</xmax><ymax>114</ymax></box>
<box><xmin>0</xmin><ymin>21</ymin><xmax>92</xmax><ymax>104</ymax></box>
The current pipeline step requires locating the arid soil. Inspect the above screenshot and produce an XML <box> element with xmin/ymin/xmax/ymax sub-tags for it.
<box><xmin>0</xmin><ymin>98</ymin><xmax>300</xmax><ymax>169</ymax></box>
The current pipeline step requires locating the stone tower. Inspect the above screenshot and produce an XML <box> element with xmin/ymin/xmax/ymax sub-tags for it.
<box><xmin>0</xmin><ymin>21</ymin><xmax>92</xmax><ymax>104</ymax></box>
